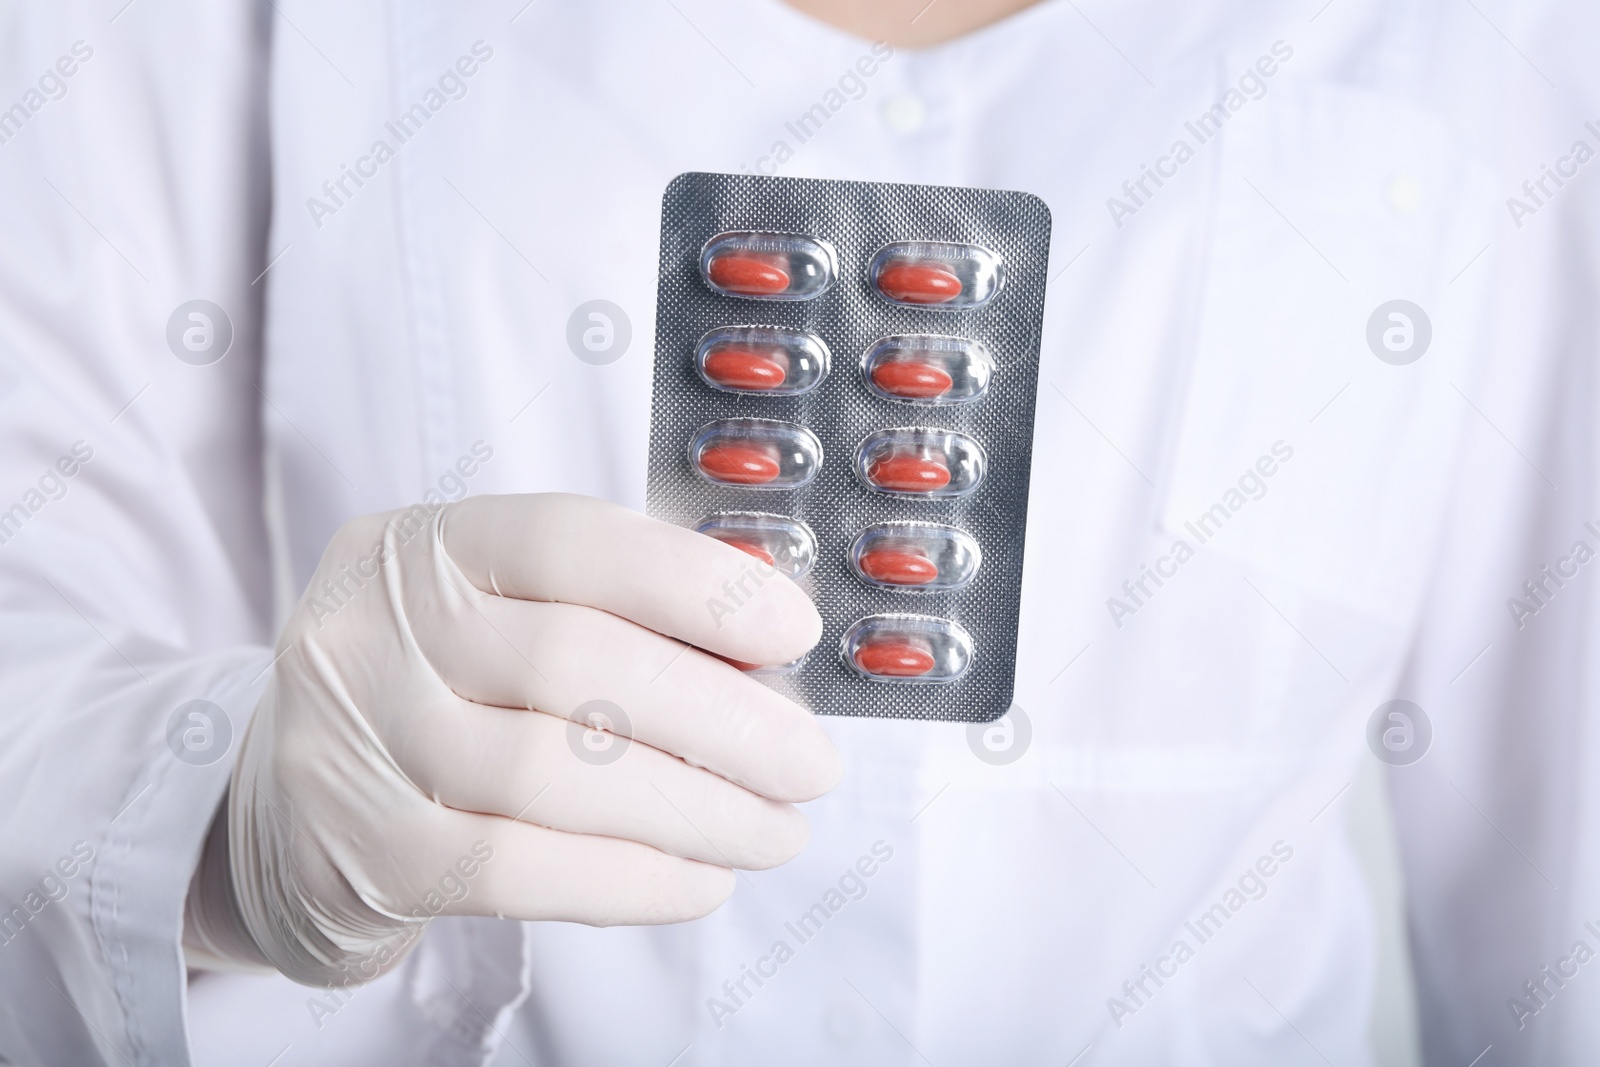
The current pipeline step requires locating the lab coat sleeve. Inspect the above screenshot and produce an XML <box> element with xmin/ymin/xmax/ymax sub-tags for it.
<box><xmin>0</xmin><ymin>3</ymin><xmax>274</xmax><ymax>1065</ymax></box>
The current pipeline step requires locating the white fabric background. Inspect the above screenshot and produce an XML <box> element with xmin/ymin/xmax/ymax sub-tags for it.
<box><xmin>0</xmin><ymin>1</ymin><xmax>1594</xmax><ymax>1064</ymax></box>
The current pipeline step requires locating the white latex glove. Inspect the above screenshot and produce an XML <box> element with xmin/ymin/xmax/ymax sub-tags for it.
<box><xmin>186</xmin><ymin>493</ymin><xmax>838</xmax><ymax>986</ymax></box>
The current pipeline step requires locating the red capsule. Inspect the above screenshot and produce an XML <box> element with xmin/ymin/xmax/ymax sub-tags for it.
<box><xmin>723</xmin><ymin>539</ymin><xmax>776</xmax><ymax>566</ymax></box>
<box><xmin>712</xmin><ymin>652</ymin><xmax>766</xmax><ymax>672</ymax></box>
<box><xmin>854</xmin><ymin>640</ymin><xmax>935</xmax><ymax>677</ymax></box>
<box><xmin>867</xmin><ymin>453</ymin><xmax>951</xmax><ymax>493</ymax></box>
<box><xmin>703</xmin><ymin>347</ymin><xmax>789</xmax><ymax>391</ymax></box>
<box><xmin>707</xmin><ymin>254</ymin><xmax>790</xmax><ymax>296</ymax></box>
<box><xmin>858</xmin><ymin>549</ymin><xmax>938</xmax><ymax>586</ymax></box>
<box><xmin>870</xmin><ymin>359</ymin><xmax>954</xmax><ymax>399</ymax></box>
<box><xmin>877</xmin><ymin>263</ymin><xmax>963</xmax><ymax>305</ymax></box>
<box><xmin>699</xmin><ymin>444</ymin><xmax>781</xmax><ymax>485</ymax></box>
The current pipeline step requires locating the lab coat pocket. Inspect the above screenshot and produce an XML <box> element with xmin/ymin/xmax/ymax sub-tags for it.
<box><xmin>1159</xmin><ymin>78</ymin><xmax>1498</xmax><ymax>637</ymax></box>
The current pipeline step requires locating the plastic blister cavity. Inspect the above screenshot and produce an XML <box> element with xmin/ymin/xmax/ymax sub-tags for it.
<box><xmin>691</xmin><ymin>419</ymin><xmax>821</xmax><ymax>488</ymax></box>
<box><xmin>701</xmin><ymin>232</ymin><xmax>837</xmax><ymax>301</ymax></box>
<box><xmin>868</xmin><ymin>241</ymin><xmax>1003</xmax><ymax>310</ymax></box>
<box><xmin>863</xmin><ymin>335</ymin><xmax>993</xmax><ymax>404</ymax></box>
<box><xmin>647</xmin><ymin>172</ymin><xmax>1051</xmax><ymax>722</ymax></box>
<box><xmin>696</xmin><ymin>326</ymin><xmax>829</xmax><ymax>395</ymax></box>
<box><xmin>696</xmin><ymin>512</ymin><xmax>817</xmax><ymax>580</ymax></box>
<box><xmin>843</xmin><ymin>615</ymin><xmax>974</xmax><ymax>683</ymax></box>
<box><xmin>856</xmin><ymin>428</ymin><xmax>985</xmax><ymax>498</ymax></box>
<box><xmin>850</xmin><ymin>522</ymin><xmax>980</xmax><ymax>592</ymax></box>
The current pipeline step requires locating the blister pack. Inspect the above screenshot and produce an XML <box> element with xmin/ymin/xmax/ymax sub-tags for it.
<box><xmin>646</xmin><ymin>172</ymin><xmax>1051</xmax><ymax>722</ymax></box>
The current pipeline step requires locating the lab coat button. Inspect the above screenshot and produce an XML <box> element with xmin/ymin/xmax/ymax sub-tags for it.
<box><xmin>1387</xmin><ymin>172</ymin><xmax>1422</xmax><ymax>213</ymax></box>
<box><xmin>881</xmin><ymin>92</ymin><xmax>926</xmax><ymax>134</ymax></box>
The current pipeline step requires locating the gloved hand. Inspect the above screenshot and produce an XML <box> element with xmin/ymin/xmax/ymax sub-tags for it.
<box><xmin>184</xmin><ymin>493</ymin><xmax>838</xmax><ymax>986</ymax></box>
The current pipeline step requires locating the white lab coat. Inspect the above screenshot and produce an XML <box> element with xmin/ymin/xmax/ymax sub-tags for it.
<box><xmin>0</xmin><ymin>1</ymin><xmax>1596</xmax><ymax>1064</ymax></box>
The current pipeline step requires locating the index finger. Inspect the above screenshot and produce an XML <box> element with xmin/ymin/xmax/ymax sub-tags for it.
<box><xmin>439</xmin><ymin>493</ymin><xmax>820</xmax><ymax>666</ymax></box>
